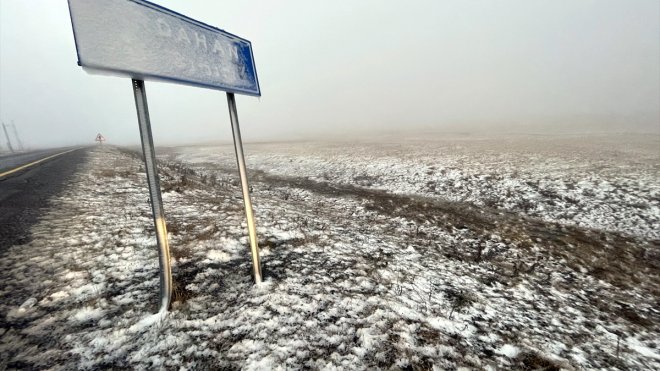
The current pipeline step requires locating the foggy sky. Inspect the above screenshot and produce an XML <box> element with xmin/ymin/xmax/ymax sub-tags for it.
<box><xmin>0</xmin><ymin>0</ymin><xmax>658</xmax><ymax>148</ymax></box>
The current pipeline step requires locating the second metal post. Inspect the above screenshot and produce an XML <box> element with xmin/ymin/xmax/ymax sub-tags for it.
<box><xmin>226</xmin><ymin>92</ymin><xmax>262</xmax><ymax>283</ymax></box>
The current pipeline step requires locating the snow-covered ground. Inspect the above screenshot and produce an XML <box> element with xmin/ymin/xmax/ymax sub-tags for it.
<box><xmin>172</xmin><ymin>134</ymin><xmax>660</xmax><ymax>240</ymax></box>
<box><xmin>1</xmin><ymin>134</ymin><xmax>659</xmax><ymax>370</ymax></box>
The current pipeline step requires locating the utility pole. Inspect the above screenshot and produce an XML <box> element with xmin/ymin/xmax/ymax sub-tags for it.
<box><xmin>2</xmin><ymin>122</ymin><xmax>15</xmax><ymax>153</ymax></box>
<box><xmin>10</xmin><ymin>121</ymin><xmax>24</xmax><ymax>151</ymax></box>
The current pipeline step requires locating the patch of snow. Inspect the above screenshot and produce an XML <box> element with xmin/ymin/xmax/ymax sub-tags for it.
<box><xmin>205</xmin><ymin>250</ymin><xmax>231</xmax><ymax>262</ymax></box>
<box><xmin>496</xmin><ymin>344</ymin><xmax>520</xmax><ymax>358</ymax></box>
<box><xmin>7</xmin><ymin>297</ymin><xmax>38</xmax><ymax>319</ymax></box>
<box><xmin>628</xmin><ymin>337</ymin><xmax>660</xmax><ymax>360</ymax></box>
<box><xmin>128</xmin><ymin>310</ymin><xmax>167</xmax><ymax>333</ymax></box>
<box><xmin>70</xmin><ymin>306</ymin><xmax>105</xmax><ymax>323</ymax></box>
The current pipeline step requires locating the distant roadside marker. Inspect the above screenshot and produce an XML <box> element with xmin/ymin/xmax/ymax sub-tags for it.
<box><xmin>68</xmin><ymin>0</ymin><xmax>263</xmax><ymax>313</ymax></box>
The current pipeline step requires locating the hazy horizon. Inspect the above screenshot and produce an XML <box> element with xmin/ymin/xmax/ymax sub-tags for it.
<box><xmin>1</xmin><ymin>0</ymin><xmax>658</xmax><ymax>149</ymax></box>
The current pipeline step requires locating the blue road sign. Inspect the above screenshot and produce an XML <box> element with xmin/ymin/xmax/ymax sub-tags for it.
<box><xmin>68</xmin><ymin>0</ymin><xmax>261</xmax><ymax>96</ymax></box>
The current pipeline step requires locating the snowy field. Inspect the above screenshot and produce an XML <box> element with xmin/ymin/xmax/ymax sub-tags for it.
<box><xmin>1</xmin><ymin>134</ymin><xmax>659</xmax><ymax>370</ymax></box>
<box><xmin>172</xmin><ymin>134</ymin><xmax>659</xmax><ymax>240</ymax></box>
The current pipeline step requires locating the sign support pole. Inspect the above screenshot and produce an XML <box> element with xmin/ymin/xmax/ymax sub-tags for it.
<box><xmin>226</xmin><ymin>92</ymin><xmax>262</xmax><ymax>283</ymax></box>
<box><xmin>132</xmin><ymin>79</ymin><xmax>173</xmax><ymax>311</ymax></box>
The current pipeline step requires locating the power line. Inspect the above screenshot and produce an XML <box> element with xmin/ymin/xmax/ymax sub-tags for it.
<box><xmin>10</xmin><ymin>121</ymin><xmax>24</xmax><ymax>151</ymax></box>
<box><xmin>1</xmin><ymin>122</ymin><xmax>15</xmax><ymax>153</ymax></box>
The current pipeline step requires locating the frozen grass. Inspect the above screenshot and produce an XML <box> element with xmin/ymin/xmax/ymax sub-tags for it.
<box><xmin>1</xmin><ymin>135</ymin><xmax>658</xmax><ymax>370</ymax></box>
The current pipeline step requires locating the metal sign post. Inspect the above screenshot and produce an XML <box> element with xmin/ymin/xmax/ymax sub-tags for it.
<box><xmin>227</xmin><ymin>93</ymin><xmax>262</xmax><ymax>283</ymax></box>
<box><xmin>132</xmin><ymin>79</ymin><xmax>173</xmax><ymax>312</ymax></box>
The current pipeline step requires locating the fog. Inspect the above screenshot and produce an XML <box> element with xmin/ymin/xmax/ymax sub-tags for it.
<box><xmin>0</xmin><ymin>0</ymin><xmax>658</xmax><ymax>148</ymax></box>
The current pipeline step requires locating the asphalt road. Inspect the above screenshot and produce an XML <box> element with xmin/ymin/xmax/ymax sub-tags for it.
<box><xmin>0</xmin><ymin>147</ymin><xmax>89</xmax><ymax>250</ymax></box>
<box><xmin>0</xmin><ymin>148</ymin><xmax>74</xmax><ymax>174</ymax></box>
